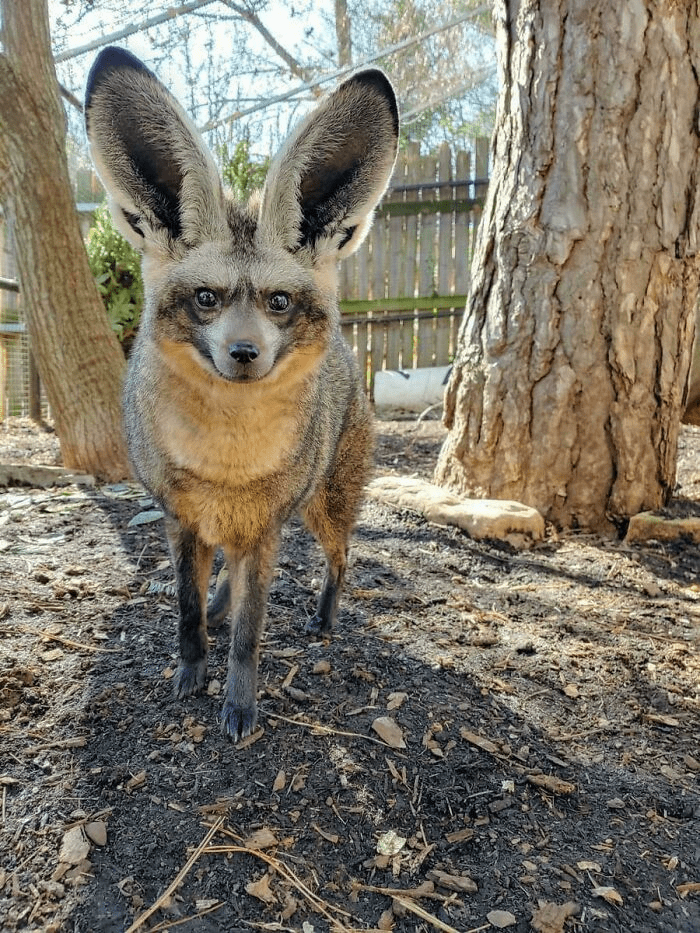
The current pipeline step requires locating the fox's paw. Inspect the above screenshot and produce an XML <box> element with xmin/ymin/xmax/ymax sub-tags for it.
<box><xmin>221</xmin><ymin>699</ymin><xmax>258</xmax><ymax>742</ymax></box>
<box><xmin>304</xmin><ymin>613</ymin><xmax>332</xmax><ymax>638</ymax></box>
<box><xmin>174</xmin><ymin>659</ymin><xmax>207</xmax><ymax>699</ymax></box>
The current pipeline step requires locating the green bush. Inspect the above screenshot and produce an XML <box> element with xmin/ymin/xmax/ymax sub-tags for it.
<box><xmin>86</xmin><ymin>203</ymin><xmax>143</xmax><ymax>350</ymax></box>
<box><xmin>220</xmin><ymin>138</ymin><xmax>269</xmax><ymax>202</ymax></box>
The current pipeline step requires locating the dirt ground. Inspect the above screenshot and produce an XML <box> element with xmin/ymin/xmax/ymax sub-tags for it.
<box><xmin>0</xmin><ymin>415</ymin><xmax>699</xmax><ymax>933</ymax></box>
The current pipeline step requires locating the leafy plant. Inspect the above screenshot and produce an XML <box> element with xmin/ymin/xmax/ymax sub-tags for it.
<box><xmin>86</xmin><ymin>203</ymin><xmax>143</xmax><ymax>350</ymax></box>
<box><xmin>219</xmin><ymin>138</ymin><xmax>269</xmax><ymax>202</ymax></box>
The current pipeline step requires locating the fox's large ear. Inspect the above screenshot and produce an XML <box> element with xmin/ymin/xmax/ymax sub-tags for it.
<box><xmin>258</xmin><ymin>69</ymin><xmax>399</xmax><ymax>263</ymax></box>
<box><xmin>84</xmin><ymin>46</ymin><xmax>226</xmax><ymax>254</ymax></box>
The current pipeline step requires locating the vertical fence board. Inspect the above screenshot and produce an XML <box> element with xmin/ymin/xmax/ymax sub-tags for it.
<box><xmin>435</xmin><ymin>142</ymin><xmax>453</xmax><ymax>366</ymax></box>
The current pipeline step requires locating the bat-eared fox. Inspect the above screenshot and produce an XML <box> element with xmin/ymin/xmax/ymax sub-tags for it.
<box><xmin>85</xmin><ymin>46</ymin><xmax>399</xmax><ymax>741</ymax></box>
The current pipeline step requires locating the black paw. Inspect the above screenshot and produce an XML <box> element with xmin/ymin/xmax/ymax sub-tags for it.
<box><xmin>221</xmin><ymin>699</ymin><xmax>258</xmax><ymax>742</ymax></box>
<box><xmin>174</xmin><ymin>659</ymin><xmax>206</xmax><ymax>699</ymax></box>
<box><xmin>304</xmin><ymin>613</ymin><xmax>331</xmax><ymax>638</ymax></box>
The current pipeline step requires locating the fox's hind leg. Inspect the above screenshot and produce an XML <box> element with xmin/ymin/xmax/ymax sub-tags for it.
<box><xmin>165</xmin><ymin>518</ymin><xmax>215</xmax><ymax>699</ymax></box>
<box><xmin>302</xmin><ymin>417</ymin><xmax>373</xmax><ymax>637</ymax></box>
<box><xmin>207</xmin><ymin>569</ymin><xmax>230</xmax><ymax>629</ymax></box>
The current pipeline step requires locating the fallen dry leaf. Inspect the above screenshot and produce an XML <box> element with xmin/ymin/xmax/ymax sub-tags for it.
<box><xmin>125</xmin><ymin>770</ymin><xmax>147</xmax><ymax>792</ymax></box>
<box><xmin>372</xmin><ymin>716</ymin><xmax>406</xmax><ymax>749</ymax></box>
<box><xmin>677</xmin><ymin>881</ymin><xmax>700</xmax><ymax>896</ymax></box>
<box><xmin>244</xmin><ymin>828</ymin><xmax>278</xmax><ymax>850</ymax></box>
<box><xmin>487</xmin><ymin>908</ymin><xmax>517</xmax><ymax>928</ymax></box>
<box><xmin>245</xmin><ymin>872</ymin><xmax>276</xmax><ymax>905</ymax></box>
<box><xmin>592</xmin><ymin>885</ymin><xmax>623</xmax><ymax>906</ymax></box>
<box><xmin>576</xmin><ymin>860</ymin><xmax>601</xmax><ymax>872</ymax></box>
<box><xmin>59</xmin><ymin>827</ymin><xmax>90</xmax><ymax>865</ymax></box>
<box><xmin>387</xmin><ymin>691</ymin><xmax>407</xmax><ymax>710</ymax></box>
<box><xmin>272</xmin><ymin>769</ymin><xmax>286</xmax><ymax>792</ymax></box>
<box><xmin>530</xmin><ymin>899</ymin><xmax>580</xmax><ymax>933</ymax></box>
<box><xmin>460</xmin><ymin>728</ymin><xmax>499</xmax><ymax>754</ymax></box>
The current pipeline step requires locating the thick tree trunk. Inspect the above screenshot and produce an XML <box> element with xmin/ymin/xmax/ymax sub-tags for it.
<box><xmin>0</xmin><ymin>0</ymin><xmax>129</xmax><ymax>480</ymax></box>
<box><xmin>435</xmin><ymin>1</ymin><xmax>700</xmax><ymax>533</ymax></box>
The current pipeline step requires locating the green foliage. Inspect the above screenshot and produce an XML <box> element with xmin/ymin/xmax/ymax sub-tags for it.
<box><xmin>86</xmin><ymin>204</ymin><xmax>143</xmax><ymax>347</ymax></box>
<box><xmin>219</xmin><ymin>139</ymin><xmax>269</xmax><ymax>202</ymax></box>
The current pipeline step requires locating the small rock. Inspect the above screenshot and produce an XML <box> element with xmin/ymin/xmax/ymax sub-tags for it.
<box><xmin>85</xmin><ymin>821</ymin><xmax>107</xmax><ymax>847</ymax></box>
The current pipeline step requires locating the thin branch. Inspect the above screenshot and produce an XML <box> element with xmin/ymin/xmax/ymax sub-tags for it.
<box><xmin>59</xmin><ymin>82</ymin><xmax>83</xmax><ymax>112</ymax></box>
<box><xmin>199</xmin><ymin>5</ymin><xmax>492</xmax><ymax>132</ymax></box>
<box><xmin>54</xmin><ymin>0</ymin><xmax>219</xmax><ymax>62</ymax></box>
<box><xmin>220</xmin><ymin>0</ymin><xmax>315</xmax><ymax>87</ymax></box>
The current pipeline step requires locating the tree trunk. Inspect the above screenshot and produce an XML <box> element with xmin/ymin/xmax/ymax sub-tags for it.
<box><xmin>435</xmin><ymin>0</ymin><xmax>700</xmax><ymax>533</ymax></box>
<box><xmin>335</xmin><ymin>0</ymin><xmax>353</xmax><ymax>67</ymax></box>
<box><xmin>0</xmin><ymin>0</ymin><xmax>130</xmax><ymax>480</ymax></box>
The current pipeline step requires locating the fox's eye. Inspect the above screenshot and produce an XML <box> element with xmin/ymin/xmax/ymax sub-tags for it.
<box><xmin>268</xmin><ymin>292</ymin><xmax>290</xmax><ymax>313</ymax></box>
<box><xmin>195</xmin><ymin>288</ymin><xmax>218</xmax><ymax>309</ymax></box>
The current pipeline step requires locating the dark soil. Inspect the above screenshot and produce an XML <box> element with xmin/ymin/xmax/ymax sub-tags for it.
<box><xmin>0</xmin><ymin>416</ymin><xmax>699</xmax><ymax>933</ymax></box>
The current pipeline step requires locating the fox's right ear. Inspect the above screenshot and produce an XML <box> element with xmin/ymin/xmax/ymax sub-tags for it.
<box><xmin>84</xmin><ymin>46</ymin><xmax>226</xmax><ymax>255</ymax></box>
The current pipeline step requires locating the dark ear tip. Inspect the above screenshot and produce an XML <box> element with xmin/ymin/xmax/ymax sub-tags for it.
<box><xmin>85</xmin><ymin>46</ymin><xmax>149</xmax><ymax>107</ymax></box>
<box><xmin>344</xmin><ymin>68</ymin><xmax>399</xmax><ymax>136</ymax></box>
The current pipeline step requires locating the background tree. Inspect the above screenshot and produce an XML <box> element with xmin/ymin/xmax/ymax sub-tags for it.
<box><xmin>435</xmin><ymin>0</ymin><xmax>700</xmax><ymax>533</ymax></box>
<box><xmin>0</xmin><ymin>0</ymin><xmax>130</xmax><ymax>479</ymax></box>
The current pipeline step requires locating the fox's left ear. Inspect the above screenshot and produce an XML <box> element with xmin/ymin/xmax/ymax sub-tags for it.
<box><xmin>258</xmin><ymin>69</ymin><xmax>399</xmax><ymax>263</ymax></box>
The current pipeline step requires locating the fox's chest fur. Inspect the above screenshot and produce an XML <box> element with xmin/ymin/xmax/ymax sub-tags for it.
<box><xmin>125</xmin><ymin>336</ymin><xmax>326</xmax><ymax>547</ymax></box>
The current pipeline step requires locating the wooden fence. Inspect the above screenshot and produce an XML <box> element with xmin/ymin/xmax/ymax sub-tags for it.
<box><xmin>339</xmin><ymin>137</ymin><xmax>489</xmax><ymax>396</ymax></box>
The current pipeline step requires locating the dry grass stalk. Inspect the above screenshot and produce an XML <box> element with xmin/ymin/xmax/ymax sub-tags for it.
<box><xmin>124</xmin><ymin>816</ymin><xmax>225</xmax><ymax>933</ymax></box>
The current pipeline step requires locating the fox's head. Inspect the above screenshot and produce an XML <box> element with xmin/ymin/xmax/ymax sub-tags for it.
<box><xmin>84</xmin><ymin>48</ymin><xmax>398</xmax><ymax>383</ymax></box>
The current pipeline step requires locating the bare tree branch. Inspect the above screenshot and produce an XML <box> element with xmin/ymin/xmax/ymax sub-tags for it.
<box><xmin>54</xmin><ymin>0</ymin><xmax>219</xmax><ymax>62</ymax></box>
<box><xmin>220</xmin><ymin>0</ymin><xmax>316</xmax><ymax>87</ymax></box>
<box><xmin>200</xmin><ymin>5</ymin><xmax>492</xmax><ymax>133</ymax></box>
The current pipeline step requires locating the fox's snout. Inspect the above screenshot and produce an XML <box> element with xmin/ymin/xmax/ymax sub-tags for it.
<box><xmin>228</xmin><ymin>341</ymin><xmax>259</xmax><ymax>364</ymax></box>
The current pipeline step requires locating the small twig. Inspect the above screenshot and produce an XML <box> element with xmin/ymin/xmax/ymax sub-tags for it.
<box><xmin>9</xmin><ymin>624</ymin><xmax>121</xmax><ymax>653</ymax></box>
<box><xmin>393</xmin><ymin>895</ymin><xmax>463</xmax><ymax>933</ymax></box>
<box><xmin>264</xmin><ymin>712</ymin><xmax>392</xmax><ymax>749</ymax></box>
<box><xmin>201</xmin><ymin>829</ymin><xmax>354</xmax><ymax>927</ymax></box>
<box><xmin>124</xmin><ymin>816</ymin><xmax>225</xmax><ymax>933</ymax></box>
<box><xmin>145</xmin><ymin>900</ymin><xmax>223</xmax><ymax>932</ymax></box>
<box><xmin>22</xmin><ymin>736</ymin><xmax>88</xmax><ymax>755</ymax></box>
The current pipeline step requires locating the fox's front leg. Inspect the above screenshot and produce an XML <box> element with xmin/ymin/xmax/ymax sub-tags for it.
<box><xmin>165</xmin><ymin>518</ymin><xmax>215</xmax><ymax>699</ymax></box>
<box><xmin>220</xmin><ymin>532</ymin><xmax>279</xmax><ymax>741</ymax></box>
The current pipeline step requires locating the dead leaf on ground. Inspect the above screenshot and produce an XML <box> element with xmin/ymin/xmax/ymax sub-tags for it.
<box><xmin>487</xmin><ymin>908</ymin><xmax>517</xmax><ymax>928</ymax></box>
<box><xmin>372</xmin><ymin>716</ymin><xmax>406</xmax><ymax>749</ymax></box>
<box><xmin>386</xmin><ymin>691</ymin><xmax>407</xmax><ymax>710</ymax></box>
<box><xmin>244</xmin><ymin>828</ymin><xmax>278</xmax><ymax>850</ymax></box>
<box><xmin>460</xmin><ymin>728</ymin><xmax>499</xmax><ymax>755</ymax></box>
<box><xmin>59</xmin><ymin>827</ymin><xmax>90</xmax><ymax>865</ymax></box>
<box><xmin>530</xmin><ymin>899</ymin><xmax>580</xmax><ymax>933</ymax></box>
<box><xmin>245</xmin><ymin>872</ymin><xmax>277</xmax><ymax>905</ymax></box>
<box><xmin>272</xmin><ymin>770</ymin><xmax>286</xmax><ymax>792</ymax></box>
<box><xmin>592</xmin><ymin>885</ymin><xmax>623</xmax><ymax>906</ymax></box>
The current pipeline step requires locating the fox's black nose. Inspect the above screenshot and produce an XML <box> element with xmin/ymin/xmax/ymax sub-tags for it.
<box><xmin>228</xmin><ymin>341</ymin><xmax>259</xmax><ymax>364</ymax></box>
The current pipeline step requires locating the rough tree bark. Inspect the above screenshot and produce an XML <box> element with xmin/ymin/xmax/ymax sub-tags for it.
<box><xmin>435</xmin><ymin>1</ymin><xmax>700</xmax><ymax>533</ymax></box>
<box><xmin>0</xmin><ymin>0</ymin><xmax>130</xmax><ymax>480</ymax></box>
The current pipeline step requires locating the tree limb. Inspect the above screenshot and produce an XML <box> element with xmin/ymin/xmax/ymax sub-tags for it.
<box><xmin>54</xmin><ymin>0</ymin><xmax>219</xmax><ymax>62</ymax></box>
<box><xmin>220</xmin><ymin>0</ymin><xmax>316</xmax><ymax>88</ymax></box>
